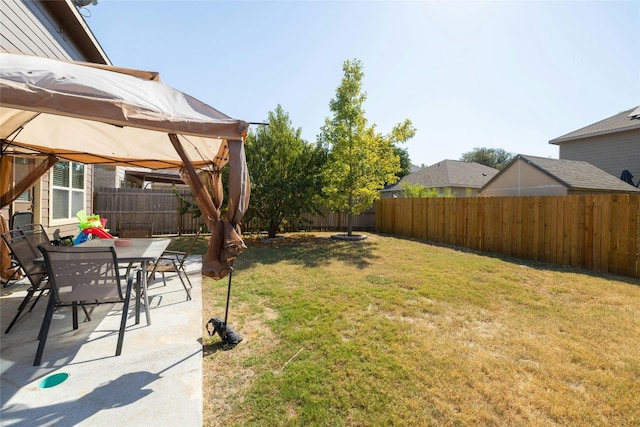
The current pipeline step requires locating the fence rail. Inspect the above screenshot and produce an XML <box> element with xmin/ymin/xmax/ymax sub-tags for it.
<box><xmin>93</xmin><ymin>188</ymin><xmax>201</xmax><ymax>235</ymax></box>
<box><xmin>93</xmin><ymin>188</ymin><xmax>375</xmax><ymax>235</ymax></box>
<box><xmin>376</xmin><ymin>194</ymin><xmax>640</xmax><ymax>278</ymax></box>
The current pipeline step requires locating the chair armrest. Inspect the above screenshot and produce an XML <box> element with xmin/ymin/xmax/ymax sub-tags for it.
<box><xmin>125</xmin><ymin>265</ymin><xmax>141</xmax><ymax>281</ymax></box>
<box><xmin>121</xmin><ymin>262</ymin><xmax>142</xmax><ymax>278</ymax></box>
<box><xmin>157</xmin><ymin>252</ymin><xmax>184</xmax><ymax>262</ymax></box>
<box><xmin>161</xmin><ymin>250</ymin><xmax>185</xmax><ymax>256</ymax></box>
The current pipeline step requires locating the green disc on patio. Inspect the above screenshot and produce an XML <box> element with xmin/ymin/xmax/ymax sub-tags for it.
<box><xmin>39</xmin><ymin>372</ymin><xmax>69</xmax><ymax>389</ymax></box>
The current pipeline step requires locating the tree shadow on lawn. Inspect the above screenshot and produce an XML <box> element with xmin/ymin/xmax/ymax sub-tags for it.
<box><xmin>238</xmin><ymin>233</ymin><xmax>380</xmax><ymax>270</ymax></box>
<box><xmin>384</xmin><ymin>233</ymin><xmax>640</xmax><ymax>287</ymax></box>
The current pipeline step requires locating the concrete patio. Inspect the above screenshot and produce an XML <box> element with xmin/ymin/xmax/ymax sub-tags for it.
<box><xmin>0</xmin><ymin>256</ymin><xmax>203</xmax><ymax>427</ymax></box>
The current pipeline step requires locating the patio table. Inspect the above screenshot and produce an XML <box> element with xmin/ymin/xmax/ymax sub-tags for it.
<box><xmin>35</xmin><ymin>238</ymin><xmax>171</xmax><ymax>326</ymax></box>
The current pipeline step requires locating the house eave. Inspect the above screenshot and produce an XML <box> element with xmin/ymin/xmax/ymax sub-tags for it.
<box><xmin>42</xmin><ymin>0</ymin><xmax>110</xmax><ymax>64</ymax></box>
<box><xmin>549</xmin><ymin>123</ymin><xmax>640</xmax><ymax>145</ymax></box>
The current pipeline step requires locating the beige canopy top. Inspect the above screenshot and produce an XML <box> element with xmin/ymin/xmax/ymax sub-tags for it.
<box><xmin>0</xmin><ymin>51</ymin><xmax>249</xmax><ymax>169</ymax></box>
<box><xmin>0</xmin><ymin>52</ymin><xmax>250</xmax><ymax>279</ymax></box>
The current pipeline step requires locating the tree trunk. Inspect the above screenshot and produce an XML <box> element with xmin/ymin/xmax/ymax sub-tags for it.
<box><xmin>268</xmin><ymin>220</ymin><xmax>279</xmax><ymax>239</ymax></box>
<box><xmin>347</xmin><ymin>193</ymin><xmax>353</xmax><ymax>236</ymax></box>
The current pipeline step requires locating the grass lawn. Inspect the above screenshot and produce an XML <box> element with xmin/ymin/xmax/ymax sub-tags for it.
<box><xmin>171</xmin><ymin>232</ymin><xmax>640</xmax><ymax>426</ymax></box>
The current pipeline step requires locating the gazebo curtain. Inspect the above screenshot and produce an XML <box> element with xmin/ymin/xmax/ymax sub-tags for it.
<box><xmin>0</xmin><ymin>153</ymin><xmax>58</xmax><ymax>209</ymax></box>
<box><xmin>170</xmin><ymin>134</ymin><xmax>250</xmax><ymax>280</ymax></box>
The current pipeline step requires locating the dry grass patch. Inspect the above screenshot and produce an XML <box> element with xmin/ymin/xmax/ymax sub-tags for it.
<box><xmin>201</xmin><ymin>301</ymin><xmax>279</xmax><ymax>426</ymax></box>
<box><xmin>195</xmin><ymin>232</ymin><xmax>640</xmax><ymax>426</ymax></box>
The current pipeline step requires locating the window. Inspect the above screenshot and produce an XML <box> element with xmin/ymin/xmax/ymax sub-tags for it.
<box><xmin>52</xmin><ymin>161</ymin><xmax>85</xmax><ymax>220</ymax></box>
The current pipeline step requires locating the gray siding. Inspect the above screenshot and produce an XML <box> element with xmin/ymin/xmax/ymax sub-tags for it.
<box><xmin>93</xmin><ymin>165</ymin><xmax>120</xmax><ymax>188</ymax></box>
<box><xmin>1</xmin><ymin>0</ymin><xmax>99</xmax><ymax>234</ymax></box>
<box><xmin>559</xmin><ymin>128</ymin><xmax>640</xmax><ymax>184</ymax></box>
<box><xmin>1</xmin><ymin>0</ymin><xmax>83</xmax><ymax>60</ymax></box>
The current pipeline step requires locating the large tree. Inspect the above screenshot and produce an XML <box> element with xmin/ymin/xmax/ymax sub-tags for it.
<box><xmin>319</xmin><ymin>59</ymin><xmax>415</xmax><ymax>236</ymax></box>
<box><xmin>245</xmin><ymin>105</ymin><xmax>326</xmax><ymax>238</ymax></box>
<box><xmin>460</xmin><ymin>147</ymin><xmax>515</xmax><ymax>170</ymax></box>
<box><xmin>394</xmin><ymin>146</ymin><xmax>412</xmax><ymax>181</ymax></box>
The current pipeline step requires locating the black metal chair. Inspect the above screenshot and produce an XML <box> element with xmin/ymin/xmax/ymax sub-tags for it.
<box><xmin>34</xmin><ymin>245</ymin><xmax>141</xmax><ymax>366</ymax></box>
<box><xmin>3</xmin><ymin>222</ymin><xmax>73</xmax><ymax>287</ymax></box>
<box><xmin>146</xmin><ymin>230</ymin><xmax>199</xmax><ymax>301</ymax></box>
<box><xmin>10</xmin><ymin>211</ymin><xmax>33</xmax><ymax>230</ymax></box>
<box><xmin>1</xmin><ymin>224</ymin><xmax>88</xmax><ymax>332</ymax></box>
<box><xmin>2</xmin><ymin>212</ymin><xmax>33</xmax><ymax>286</ymax></box>
<box><xmin>1</xmin><ymin>227</ymin><xmax>50</xmax><ymax>333</ymax></box>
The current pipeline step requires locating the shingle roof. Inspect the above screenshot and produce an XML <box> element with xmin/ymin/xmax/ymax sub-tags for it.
<box><xmin>383</xmin><ymin>160</ymin><xmax>499</xmax><ymax>192</ymax></box>
<box><xmin>549</xmin><ymin>106</ymin><xmax>640</xmax><ymax>144</ymax></box>
<box><xmin>515</xmin><ymin>154</ymin><xmax>640</xmax><ymax>192</ymax></box>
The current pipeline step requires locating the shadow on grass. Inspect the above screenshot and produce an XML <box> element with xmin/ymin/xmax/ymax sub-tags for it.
<box><xmin>238</xmin><ymin>233</ymin><xmax>380</xmax><ymax>270</ymax></box>
<box><xmin>168</xmin><ymin>232</ymin><xmax>379</xmax><ymax>270</ymax></box>
<box><xmin>174</xmin><ymin>231</ymin><xmax>638</xmax><ymax>286</ymax></box>
<box><xmin>202</xmin><ymin>341</ymin><xmax>240</xmax><ymax>356</ymax></box>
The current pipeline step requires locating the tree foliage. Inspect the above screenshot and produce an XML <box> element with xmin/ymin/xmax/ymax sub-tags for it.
<box><xmin>401</xmin><ymin>183</ymin><xmax>455</xmax><ymax>198</ymax></box>
<box><xmin>319</xmin><ymin>59</ymin><xmax>415</xmax><ymax>235</ymax></box>
<box><xmin>459</xmin><ymin>147</ymin><xmax>515</xmax><ymax>170</ymax></box>
<box><xmin>394</xmin><ymin>146</ymin><xmax>412</xmax><ymax>180</ymax></box>
<box><xmin>245</xmin><ymin>105</ymin><xmax>326</xmax><ymax>238</ymax></box>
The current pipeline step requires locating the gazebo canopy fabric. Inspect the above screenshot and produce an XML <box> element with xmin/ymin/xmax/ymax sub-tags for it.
<box><xmin>0</xmin><ymin>52</ymin><xmax>250</xmax><ymax>279</ymax></box>
<box><xmin>0</xmin><ymin>51</ymin><xmax>248</xmax><ymax>169</ymax></box>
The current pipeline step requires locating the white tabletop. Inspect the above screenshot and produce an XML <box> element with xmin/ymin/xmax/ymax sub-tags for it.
<box><xmin>80</xmin><ymin>238</ymin><xmax>171</xmax><ymax>263</ymax></box>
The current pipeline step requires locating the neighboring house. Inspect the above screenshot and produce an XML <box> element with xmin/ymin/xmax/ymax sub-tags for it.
<box><xmin>94</xmin><ymin>165</ymin><xmax>179</xmax><ymax>189</ymax></box>
<box><xmin>549</xmin><ymin>106</ymin><xmax>640</xmax><ymax>187</ymax></box>
<box><xmin>381</xmin><ymin>159</ymin><xmax>499</xmax><ymax>198</ymax></box>
<box><xmin>1</xmin><ymin>0</ymin><xmax>107</xmax><ymax>237</ymax></box>
<box><xmin>481</xmin><ymin>154</ymin><xmax>640</xmax><ymax>197</ymax></box>
<box><xmin>122</xmin><ymin>169</ymin><xmax>185</xmax><ymax>190</ymax></box>
<box><xmin>93</xmin><ymin>166</ymin><xmax>184</xmax><ymax>190</ymax></box>
<box><xmin>93</xmin><ymin>165</ymin><xmax>129</xmax><ymax>189</ymax></box>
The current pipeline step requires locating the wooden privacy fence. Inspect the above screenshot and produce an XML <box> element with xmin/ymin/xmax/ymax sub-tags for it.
<box><xmin>244</xmin><ymin>206</ymin><xmax>375</xmax><ymax>233</ymax></box>
<box><xmin>376</xmin><ymin>194</ymin><xmax>640</xmax><ymax>278</ymax></box>
<box><xmin>300</xmin><ymin>206</ymin><xmax>375</xmax><ymax>231</ymax></box>
<box><xmin>94</xmin><ymin>188</ymin><xmax>375</xmax><ymax>236</ymax></box>
<box><xmin>93</xmin><ymin>188</ymin><xmax>202</xmax><ymax>235</ymax></box>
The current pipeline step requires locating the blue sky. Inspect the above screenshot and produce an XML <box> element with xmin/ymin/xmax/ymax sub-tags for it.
<box><xmin>83</xmin><ymin>0</ymin><xmax>639</xmax><ymax>167</ymax></box>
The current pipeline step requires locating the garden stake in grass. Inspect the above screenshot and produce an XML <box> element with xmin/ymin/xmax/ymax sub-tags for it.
<box><xmin>206</xmin><ymin>265</ymin><xmax>243</xmax><ymax>346</ymax></box>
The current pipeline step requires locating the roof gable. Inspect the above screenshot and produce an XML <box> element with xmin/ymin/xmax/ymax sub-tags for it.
<box><xmin>492</xmin><ymin>154</ymin><xmax>640</xmax><ymax>192</ymax></box>
<box><xmin>549</xmin><ymin>106</ymin><xmax>640</xmax><ymax>144</ymax></box>
<box><xmin>384</xmin><ymin>159</ymin><xmax>499</xmax><ymax>192</ymax></box>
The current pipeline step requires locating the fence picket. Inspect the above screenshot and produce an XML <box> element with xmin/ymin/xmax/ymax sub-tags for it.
<box><xmin>375</xmin><ymin>194</ymin><xmax>640</xmax><ymax>278</ymax></box>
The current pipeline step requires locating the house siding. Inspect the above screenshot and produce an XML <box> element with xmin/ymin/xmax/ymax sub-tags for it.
<box><xmin>93</xmin><ymin>165</ymin><xmax>120</xmax><ymax>188</ymax></box>
<box><xmin>558</xmin><ymin>128</ymin><xmax>640</xmax><ymax>184</ymax></box>
<box><xmin>1</xmin><ymin>0</ymin><xmax>101</xmax><ymax>236</ymax></box>
<box><xmin>482</xmin><ymin>159</ymin><xmax>568</xmax><ymax>197</ymax></box>
<box><xmin>1</xmin><ymin>0</ymin><xmax>83</xmax><ymax>60</ymax></box>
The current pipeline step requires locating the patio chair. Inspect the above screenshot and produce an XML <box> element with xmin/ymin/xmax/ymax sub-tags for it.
<box><xmin>1</xmin><ymin>227</ymin><xmax>51</xmax><ymax>333</ymax></box>
<box><xmin>10</xmin><ymin>211</ymin><xmax>33</xmax><ymax>230</ymax></box>
<box><xmin>1</xmin><ymin>225</ymin><xmax>89</xmax><ymax>333</ymax></box>
<box><xmin>1</xmin><ymin>220</ymin><xmax>22</xmax><ymax>287</ymax></box>
<box><xmin>34</xmin><ymin>245</ymin><xmax>141</xmax><ymax>366</ymax></box>
<box><xmin>2</xmin><ymin>212</ymin><xmax>33</xmax><ymax>286</ymax></box>
<box><xmin>146</xmin><ymin>230</ymin><xmax>200</xmax><ymax>301</ymax></box>
<box><xmin>119</xmin><ymin>222</ymin><xmax>153</xmax><ymax>238</ymax></box>
<box><xmin>18</xmin><ymin>223</ymin><xmax>73</xmax><ymax>246</ymax></box>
